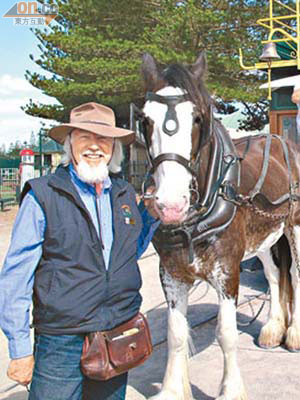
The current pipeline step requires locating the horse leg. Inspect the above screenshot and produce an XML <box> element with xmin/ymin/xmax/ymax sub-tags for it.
<box><xmin>216</xmin><ymin>295</ymin><xmax>247</xmax><ymax>400</ymax></box>
<box><xmin>257</xmin><ymin>246</ymin><xmax>288</xmax><ymax>348</ymax></box>
<box><xmin>150</xmin><ymin>264</ymin><xmax>193</xmax><ymax>400</ymax></box>
<box><xmin>285</xmin><ymin>226</ymin><xmax>300</xmax><ymax>351</ymax></box>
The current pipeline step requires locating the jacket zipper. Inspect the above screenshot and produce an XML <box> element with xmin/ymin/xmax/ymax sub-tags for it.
<box><xmin>95</xmin><ymin>193</ymin><xmax>110</xmax><ymax>283</ymax></box>
<box><xmin>95</xmin><ymin>194</ymin><xmax>105</xmax><ymax>250</ymax></box>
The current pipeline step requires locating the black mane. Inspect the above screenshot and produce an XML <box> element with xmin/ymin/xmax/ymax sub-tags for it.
<box><xmin>162</xmin><ymin>63</ymin><xmax>211</xmax><ymax>116</ymax></box>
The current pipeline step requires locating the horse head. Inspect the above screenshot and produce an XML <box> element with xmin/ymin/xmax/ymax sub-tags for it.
<box><xmin>141</xmin><ymin>52</ymin><xmax>213</xmax><ymax>225</ymax></box>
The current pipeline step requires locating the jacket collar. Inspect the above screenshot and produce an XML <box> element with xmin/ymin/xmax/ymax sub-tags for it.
<box><xmin>68</xmin><ymin>163</ymin><xmax>112</xmax><ymax>195</ymax></box>
<box><xmin>48</xmin><ymin>165</ymin><xmax>128</xmax><ymax>203</ymax></box>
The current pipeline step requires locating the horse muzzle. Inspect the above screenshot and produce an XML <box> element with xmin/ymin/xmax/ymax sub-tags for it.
<box><xmin>154</xmin><ymin>197</ymin><xmax>189</xmax><ymax>225</ymax></box>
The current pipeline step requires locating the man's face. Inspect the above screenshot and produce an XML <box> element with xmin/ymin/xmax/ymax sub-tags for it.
<box><xmin>71</xmin><ymin>129</ymin><xmax>114</xmax><ymax>167</ymax></box>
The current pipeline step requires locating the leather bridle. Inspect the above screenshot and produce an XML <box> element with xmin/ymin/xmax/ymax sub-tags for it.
<box><xmin>130</xmin><ymin>91</ymin><xmax>211</xmax><ymax>191</ymax></box>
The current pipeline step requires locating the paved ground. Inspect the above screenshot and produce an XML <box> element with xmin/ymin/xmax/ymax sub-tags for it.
<box><xmin>0</xmin><ymin>205</ymin><xmax>300</xmax><ymax>399</ymax></box>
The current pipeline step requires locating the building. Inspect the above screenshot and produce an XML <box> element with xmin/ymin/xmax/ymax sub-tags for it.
<box><xmin>33</xmin><ymin>140</ymin><xmax>64</xmax><ymax>175</ymax></box>
<box><xmin>268</xmin><ymin>42</ymin><xmax>299</xmax><ymax>140</ymax></box>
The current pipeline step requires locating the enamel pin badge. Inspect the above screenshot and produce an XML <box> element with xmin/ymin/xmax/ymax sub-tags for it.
<box><xmin>121</xmin><ymin>205</ymin><xmax>135</xmax><ymax>225</ymax></box>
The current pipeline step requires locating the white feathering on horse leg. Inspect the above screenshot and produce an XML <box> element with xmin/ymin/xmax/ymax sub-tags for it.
<box><xmin>285</xmin><ymin>226</ymin><xmax>300</xmax><ymax>352</ymax></box>
<box><xmin>149</xmin><ymin>309</ymin><xmax>193</xmax><ymax>400</ymax></box>
<box><xmin>257</xmin><ymin>250</ymin><xmax>286</xmax><ymax>348</ymax></box>
<box><xmin>216</xmin><ymin>298</ymin><xmax>247</xmax><ymax>400</ymax></box>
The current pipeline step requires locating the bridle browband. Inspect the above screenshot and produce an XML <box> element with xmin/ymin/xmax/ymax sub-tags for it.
<box><xmin>145</xmin><ymin>92</ymin><xmax>189</xmax><ymax>136</ymax></box>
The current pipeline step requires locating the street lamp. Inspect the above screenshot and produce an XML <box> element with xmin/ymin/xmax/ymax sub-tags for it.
<box><xmin>38</xmin><ymin>125</ymin><xmax>47</xmax><ymax>177</ymax></box>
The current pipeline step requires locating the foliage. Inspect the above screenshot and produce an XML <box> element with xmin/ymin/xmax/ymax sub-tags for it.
<box><xmin>239</xmin><ymin>100</ymin><xmax>269</xmax><ymax>131</ymax></box>
<box><xmin>5</xmin><ymin>141</ymin><xmax>27</xmax><ymax>158</ymax></box>
<box><xmin>24</xmin><ymin>0</ymin><xmax>295</xmax><ymax>129</ymax></box>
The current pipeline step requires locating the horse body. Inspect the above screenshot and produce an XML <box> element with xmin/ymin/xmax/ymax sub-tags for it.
<box><xmin>140</xmin><ymin>53</ymin><xmax>300</xmax><ymax>400</ymax></box>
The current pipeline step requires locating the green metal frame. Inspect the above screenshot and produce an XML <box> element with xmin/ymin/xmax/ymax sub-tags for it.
<box><xmin>239</xmin><ymin>1</ymin><xmax>300</xmax><ymax>100</ymax></box>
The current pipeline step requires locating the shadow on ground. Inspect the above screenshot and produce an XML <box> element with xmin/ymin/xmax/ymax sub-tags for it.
<box><xmin>0</xmin><ymin>392</ymin><xmax>27</xmax><ymax>400</ymax></box>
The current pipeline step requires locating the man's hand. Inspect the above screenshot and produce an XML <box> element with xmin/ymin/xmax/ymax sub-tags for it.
<box><xmin>143</xmin><ymin>186</ymin><xmax>160</xmax><ymax>220</ymax></box>
<box><xmin>7</xmin><ymin>355</ymin><xmax>34</xmax><ymax>386</ymax></box>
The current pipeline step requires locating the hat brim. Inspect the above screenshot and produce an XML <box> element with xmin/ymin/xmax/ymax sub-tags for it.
<box><xmin>48</xmin><ymin>122</ymin><xmax>135</xmax><ymax>145</ymax></box>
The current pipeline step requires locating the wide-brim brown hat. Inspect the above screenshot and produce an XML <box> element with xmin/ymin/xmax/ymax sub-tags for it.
<box><xmin>48</xmin><ymin>102</ymin><xmax>135</xmax><ymax>145</ymax></box>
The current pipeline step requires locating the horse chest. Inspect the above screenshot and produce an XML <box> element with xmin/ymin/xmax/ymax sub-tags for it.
<box><xmin>157</xmin><ymin>237</ymin><xmax>226</xmax><ymax>284</ymax></box>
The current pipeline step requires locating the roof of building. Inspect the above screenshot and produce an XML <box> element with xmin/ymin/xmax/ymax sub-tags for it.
<box><xmin>33</xmin><ymin>140</ymin><xmax>64</xmax><ymax>154</ymax></box>
<box><xmin>276</xmin><ymin>41</ymin><xmax>295</xmax><ymax>61</ymax></box>
<box><xmin>20</xmin><ymin>148</ymin><xmax>34</xmax><ymax>156</ymax></box>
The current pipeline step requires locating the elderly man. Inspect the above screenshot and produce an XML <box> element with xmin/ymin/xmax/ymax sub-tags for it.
<box><xmin>0</xmin><ymin>102</ymin><xmax>158</xmax><ymax>400</ymax></box>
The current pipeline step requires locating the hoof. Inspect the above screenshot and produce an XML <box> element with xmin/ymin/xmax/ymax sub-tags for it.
<box><xmin>255</xmin><ymin>339</ymin><xmax>281</xmax><ymax>350</ymax></box>
<box><xmin>216</xmin><ymin>396</ymin><xmax>247</xmax><ymax>400</ymax></box>
<box><xmin>149</xmin><ymin>390</ymin><xmax>193</xmax><ymax>400</ymax></box>
<box><xmin>216</xmin><ymin>391</ymin><xmax>248</xmax><ymax>400</ymax></box>
<box><xmin>258</xmin><ymin>319</ymin><xmax>286</xmax><ymax>349</ymax></box>
<box><xmin>217</xmin><ymin>379</ymin><xmax>248</xmax><ymax>400</ymax></box>
<box><xmin>285</xmin><ymin>325</ymin><xmax>300</xmax><ymax>352</ymax></box>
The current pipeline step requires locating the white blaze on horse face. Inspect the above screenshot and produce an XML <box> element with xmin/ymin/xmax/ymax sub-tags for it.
<box><xmin>143</xmin><ymin>86</ymin><xmax>194</xmax><ymax>224</ymax></box>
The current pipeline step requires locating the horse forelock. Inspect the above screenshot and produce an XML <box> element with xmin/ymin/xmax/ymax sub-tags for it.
<box><xmin>162</xmin><ymin>63</ymin><xmax>211</xmax><ymax>117</ymax></box>
<box><xmin>162</xmin><ymin>63</ymin><xmax>212</xmax><ymax>149</ymax></box>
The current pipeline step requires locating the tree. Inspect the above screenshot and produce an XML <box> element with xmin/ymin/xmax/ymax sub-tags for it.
<box><xmin>24</xmin><ymin>0</ymin><xmax>295</xmax><ymax>128</ymax></box>
<box><xmin>0</xmin><ymin>144</ymin><xmax>6</xmax><ymax>156</ymax></box>
<box><xmin>6</xmin><ymin>140</ymin><xmax>24</xmax><ymax>158</ymax></box>
<box><xmin>29</xmin><ymin>131</ymin><xmax>37</xmax><ymax>147</ymax></box>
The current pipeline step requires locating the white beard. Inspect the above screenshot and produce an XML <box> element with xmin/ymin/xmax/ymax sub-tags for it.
<box><xmin>76</xmin><ymin>159</ymin><xmax>109</xmax><ymax>184</ymax></box>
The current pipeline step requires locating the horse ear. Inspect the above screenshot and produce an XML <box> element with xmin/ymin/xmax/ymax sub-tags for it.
<box><xmin>191</xmin><ymin>51</ymin><xmax>207</xmax><ymax>80</ymax></box>
<box><xmin>141</xmin><ymin>53</ymin><xmax>160</xmax><ymax>91</ymax></box>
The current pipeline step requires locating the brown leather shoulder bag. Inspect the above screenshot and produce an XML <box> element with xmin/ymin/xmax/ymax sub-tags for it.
<box><xmin>80</xmin><ymin>312</ymin><xmax>153</xmax><ymax>381</ymax></box>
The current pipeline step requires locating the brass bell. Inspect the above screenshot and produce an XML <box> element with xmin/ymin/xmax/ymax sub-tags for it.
<box><xmin>259</xmin><ymin>43</ymin><xmax>281</xmax><ymax>62</ymax></box>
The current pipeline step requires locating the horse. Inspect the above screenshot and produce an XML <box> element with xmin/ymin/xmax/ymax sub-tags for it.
<box><xmin>132</xmin><ymin>52</ymin><xmax>300</xmax><ymax>400</ymax></box>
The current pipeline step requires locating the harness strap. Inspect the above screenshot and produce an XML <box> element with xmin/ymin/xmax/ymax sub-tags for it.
<box><xmin>249</xmin><ymin>134</ymin><xmax>272</xmax><ymax>201</ymax></box>
<box><xmin>199</xmin><ymin>134</ymin><xmax>220</xmax><ymax>208</ymax></box>
<box><xmin>237</xmin><ymin>134</ymin><xmax>295</xmax><ymax>208</ymax></box>
<box><xmin>274</xmin><ymin>135</ymin><xmax>292</xmax><ymax>187</ymax></box>
<box><xmin>238</xmin><ymin>136</ymin><xmax>251</xmax><ymax>161</ymax></box>
<box><xmin>150</xmin><ymin>153</ymin><xmax>195</xmax><ymax>176</ymax></box>
<box><xmin>252</xmin><ymin>134</ymin><xmax>294</xmax><ymax>207</ymax></box>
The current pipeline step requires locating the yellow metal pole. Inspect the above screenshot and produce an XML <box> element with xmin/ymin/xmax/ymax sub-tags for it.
<box><xmin>267</xmin><ymin>64</ymin><xmax>272</xmax><ymax>100</ymax></box>
<box><xmin>270</xmin><ymin>0</ymin><xmax>273</xmax><ymax>31</ymax></box>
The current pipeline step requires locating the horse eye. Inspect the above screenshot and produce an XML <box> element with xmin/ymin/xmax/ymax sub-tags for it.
<box><xmin>194</xmin><ymin>116</ymin><xmax>201</xmax><ymax>124</ymax></box>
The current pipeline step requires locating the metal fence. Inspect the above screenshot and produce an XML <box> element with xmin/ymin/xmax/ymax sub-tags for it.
<box><xmin>0</xmin><ymin>168</ymin><xmax>20</xmax><ymax>199</ymax></box>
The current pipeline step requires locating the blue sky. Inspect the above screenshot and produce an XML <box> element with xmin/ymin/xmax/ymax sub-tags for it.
<box><xmin>0</xmin><ymin>0</ymin><xmax>57</xmax><ymax>149</ymax></box>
